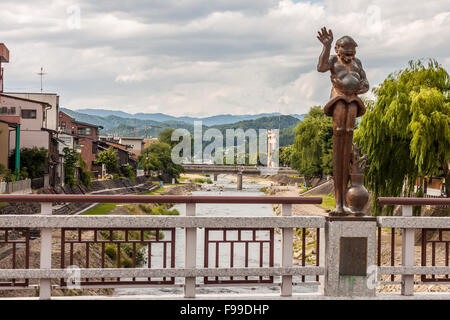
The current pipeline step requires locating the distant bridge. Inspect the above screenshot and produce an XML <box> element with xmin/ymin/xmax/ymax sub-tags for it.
<box><xmin>181</xmin><ymin>164</ymin><xmax>298</xmax><ymax>175</ymax></box>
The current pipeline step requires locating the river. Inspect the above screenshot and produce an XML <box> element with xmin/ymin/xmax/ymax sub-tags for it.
<box><xmin>113</xmin><ymin>175</ymin><xmax>318</xmax><ymax>296</ymax></box>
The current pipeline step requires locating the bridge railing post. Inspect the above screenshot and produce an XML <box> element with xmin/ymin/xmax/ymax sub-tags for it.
<box><xmin>39</xmin><ymin>202</ymin><xmax>52</xmax><ymax>300</ymax></box>
<box><xmin>401</xmin><ymin>205</ymin><xmax>415</xmax><ymax>296</ymax></box>
<box><xmin>280</xmin><ymin>204</ymin><xmax>293</xmax><ymax>296</ymax></box>
<box><xmin>184</xmin><ymin>203</ymin><xmax>197</xmax><ymax>298</ymax></box>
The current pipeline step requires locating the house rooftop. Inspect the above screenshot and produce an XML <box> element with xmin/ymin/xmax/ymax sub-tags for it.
<box><xmin>0</xmin><ymin>93</ymin><xmax>52</xmax><ymax>108</ymax></box>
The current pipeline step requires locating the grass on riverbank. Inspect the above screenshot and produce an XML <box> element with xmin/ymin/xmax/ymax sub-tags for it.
<box><xmin>304</xmin><ymin>193</ymin><xmax>335</xmax><ymax>211</ymax></box>
<box><xmin>81</xmin><ymin>203</ymin><xmax>118</xmax><ymax>215</ymax></box>
<box><xmin>191</xmin><ymin>178</ymin><xmax>213</xmax><ymax>184</ymax></box>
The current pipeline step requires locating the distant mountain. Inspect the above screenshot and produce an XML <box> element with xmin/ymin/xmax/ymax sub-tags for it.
<box><xmin>74</xmin><ymin>108</ymin><xmax>135</xmax><ymax>119</ymax></box>
<box><xmin>61</xmin><ymin>108</ymin><xmax>303</xmax><ymax>145</ymax></box>
<box><xmin>214</xmin><ymin>115</ymin><xmax>299</xmax><ymax>132</ymax></box>
<box><xmin>60</xmin><ymin>108</ymin><xmax>186</xmax><ymax>132</ymax></box>
<box><xmin>71</xmin><ymin>108</ymin><xmax>306</xmax><ymax>126</ymax></box>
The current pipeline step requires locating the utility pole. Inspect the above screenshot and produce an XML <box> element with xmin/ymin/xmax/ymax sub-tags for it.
<box><xmin>37</xmin><ymin>67</ymin><xmax>46</xmax><ymax>93</ymax></box>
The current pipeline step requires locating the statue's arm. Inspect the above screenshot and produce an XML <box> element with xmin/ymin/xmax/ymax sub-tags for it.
<box><xmin>317</xmin><ymin>44</ymin><xmax>332</xmax><ymax>72</ymax></box>
<box><xmin>316</xmin><ymin>27</ymin><xmax>333</xmax><ymax>73</ymax></box>
<box><xmin>356</xmin><ymin>59</ymin><xmax>369</xmax><ymax>94</ymax></box>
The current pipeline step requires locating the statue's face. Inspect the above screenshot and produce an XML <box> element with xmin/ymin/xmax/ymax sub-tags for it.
<box><xmin>336</xmin><ymin>45</ymin><xmax>356</xmax><ymax>64</ymax></box>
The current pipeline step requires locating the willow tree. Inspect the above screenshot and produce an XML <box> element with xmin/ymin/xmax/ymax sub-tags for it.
<box><xmin>291</xmin><ymin>106</ymin><xmax>333</xmax><ymax>178</ymax></box>
<box><xmin>354</xmin><ymin>59</ymin><xmax>450</xmax><ymax>215</ymax></box>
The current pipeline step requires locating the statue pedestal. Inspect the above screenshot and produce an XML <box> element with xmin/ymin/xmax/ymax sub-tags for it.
<box><xmin>322</xmin><ymin>217</ymin><xmax>377</xmax><ymax>297</ymax></box>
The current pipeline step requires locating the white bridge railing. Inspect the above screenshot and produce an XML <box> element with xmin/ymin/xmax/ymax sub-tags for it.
<box><xmin>0</xmin><ymin>195</ymin><xmax>448</xmax><ymax>300</ymax></box>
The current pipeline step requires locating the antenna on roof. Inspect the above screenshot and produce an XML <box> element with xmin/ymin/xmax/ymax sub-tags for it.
<box><xmin>36</xmin><ymin>67</ymin><xmax>47</xmax><ymax>93</ymax></box>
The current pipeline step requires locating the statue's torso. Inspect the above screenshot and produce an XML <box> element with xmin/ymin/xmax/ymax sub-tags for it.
<box><xmin>329</xmin><ymin>56</ymin><xmax>362</xmax><ymax>96</ymax></box>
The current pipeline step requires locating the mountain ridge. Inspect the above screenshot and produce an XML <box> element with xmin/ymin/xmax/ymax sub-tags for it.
<box><xmin>68</xmin><ymin>108</ymin><xmax>305</xmax><ymax>126</ymax></box>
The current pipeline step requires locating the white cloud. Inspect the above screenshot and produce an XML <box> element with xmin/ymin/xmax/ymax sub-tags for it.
<box><xmin>0</xmin><ymin>0</ymin><xmax>448</xmax><ymax>116</ymax></box>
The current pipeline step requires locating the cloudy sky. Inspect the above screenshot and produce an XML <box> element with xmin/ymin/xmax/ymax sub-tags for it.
<box><xmin>0</xmin><ymin>0</ymin><xmax>449</xmax><ymax>116</ymax></box>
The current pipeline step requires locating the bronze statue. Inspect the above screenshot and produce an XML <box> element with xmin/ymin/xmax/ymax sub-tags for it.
<box><xmin>316</xmin><ymin>27</ymin><xmax>369</xmax><ymax>216</ymax></box>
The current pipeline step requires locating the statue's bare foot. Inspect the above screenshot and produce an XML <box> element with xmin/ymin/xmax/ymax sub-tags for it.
<box><xmin>329</xmin><ymin>205</ymin><xmax>345</xmax><ymax>216</ymax></box>
<box><xmin>343</xmin><ymin>205</ymin><xmax>353</xmax><ymax>216</ymax></box>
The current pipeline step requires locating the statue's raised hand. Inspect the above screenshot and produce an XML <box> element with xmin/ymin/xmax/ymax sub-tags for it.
<box><xmin>317</xmin><ymin>27</ymin><xmax>333</xmax><ymax>47</ymax></box>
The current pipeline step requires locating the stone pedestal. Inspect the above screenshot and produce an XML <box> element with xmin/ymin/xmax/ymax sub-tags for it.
<box><xmin>237</xmin><ymin>173</ymin><xmax>243</xmax><ymax>190</ymax></box>
<box><xmin>323</xmin><ymin>217</ymin><xmax>377</xmax><ymax>297</ymax></box>
<box><xmin>213</xmin><ymin>173</ymin><xmax>218</xmax><ymax>182</ymax></box>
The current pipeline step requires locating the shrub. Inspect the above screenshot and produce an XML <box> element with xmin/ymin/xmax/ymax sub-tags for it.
<box><xmin>20</xmin><ymin>167</ymin><xmax>29</xmax><ymax>180</ymax></box>
<box><xmin>8</xmin><ymin>147</ymin><xmax>48</xmax><ymax>179</ymax></box>
<box><xmin>121</xmin><ymin>165</ymin><xmax>135</xmax><ymax>182</ymax></box>
<box><xmin>138</xmin><ymin>204</ymin><xmax>153</xmax><ymax>214</ymax></box>
<box><xmin>151</xmin><ymin>205</ymin><xmax>179</xmax><ymax>215</ymax></box>
<box><xmin>105</xmin><ymin>244</ymin><xmax>117</xmax><ymax>261</ymax></box>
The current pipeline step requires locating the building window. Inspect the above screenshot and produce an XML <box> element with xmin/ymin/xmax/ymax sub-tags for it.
<box><xmin>61</xmin><ymin>121</ymin><xmax>66</xmax><ymax>129</ymax></box>
<box><xmin>21</xmin><ymin>109</ymin><xmax>37</xmax><ymax>119</ymax></box>
<box><xmin>78</xmin><ymin>127</ymin><xmax>92</xmax><ymax>136</ymax></box>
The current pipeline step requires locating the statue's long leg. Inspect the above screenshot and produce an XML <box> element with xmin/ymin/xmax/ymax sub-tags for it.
<box><xmin>330</xmin><ymin>101</ymin><xmax>346</xmax><ymax>216</ymax></box>
<box><xmin>342</xmin><ymin>102</ymin><xmax>358</xmax><ymax>215</ymax></box>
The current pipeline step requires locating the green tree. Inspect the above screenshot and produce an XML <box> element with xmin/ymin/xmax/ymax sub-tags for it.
<box><xmin>94</xmin><ymin>147</ymin><xmax>120</xmax><ymax>174</ymax></box>
<box><xmin>158</xmin><ymin>128</ymin><xmax>177</xmax><ymax>147</ymax></box>
<box><xmin>354</xmin><ymin>59</ymin><xmax>450</xmax><ymax>215</ymax></box>
<box><xmin>139</xmin><ymin>142</ymin><xmax>184</xmax><ymax>177</ymax></box>
<box><xmin>279</xmin><ymin>145</ymin><xmax>294</xmax><ymax>167</ymax></box>
<box><xmin>291</xmin><ymin>106</ymin><xmax>333</xmax><ymax>177</ymax></box>
<box><xmin>121</xmin><ymin>164</ymin><xmax>135</xmax><ymax>181</ymax></box>
<box><xmin>63</xmin><ymin>148</ymin><xmax>78</xmax><ymax>186</ymax></box>
<box><xmin>78</xmin><ymin>157</ymin><xmax>92</xmax><ymax>187</ymax></box>
<box><xmin>279</xmin><ymin>127</ymin><xmax>296</xmax><ymax>147</ymax></box>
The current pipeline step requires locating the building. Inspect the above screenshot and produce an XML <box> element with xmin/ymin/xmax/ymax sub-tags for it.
<box><xmin>58</xmin><ymin>111</ymin><xmax>104</xmax><ymax>177</ymax></box>
<box><xmin>118</xmin><ymin>137</ymin><xmax>144</xmax><ymax>157</ymax></box>
<box><xmin>6</xmin><ymin>92</ymin><xmax>59</xmax><ymax>130</ymax></box>
<box><xmin>0</xmin><ymin>93</ymin><xmax>63</xmax><ymax>185</ymax></box>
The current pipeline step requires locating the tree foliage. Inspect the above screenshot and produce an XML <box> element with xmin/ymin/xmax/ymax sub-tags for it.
<box><xmin>158</xmin><ymin>128</ymin><xmax>177</xmax><ymax>147</ymax></box>
<box><xmin>94</xmin><ymin>147</ymin><xmax>120</xmax><ymax>174</ymax></box>
<box><xmin>279</xmin><ymin>145</ymin><xmax>294</xmax><ymax>167</ymax></box>
<box><xmin>78</xmin><ymin>155</ymin><xmax>92</xmax><ymax>187</ymax></box>
<box><xmin>63</xmin><ymin>148</ymin><xmax>92</xmax><ymax>187</ymax></box>
<box><xmin>291</xmin><ymin>106</ymin><xmax>333</xmax><ymax>177</ymax></box>
<box><xmin>139</xmin><ymin>142</ymin><xmax>184</xmax><ymax>177</ymax></box>
<box><xmin>354</xmin><ymin>59</ymin><xmax>450</xmax><ymax>215</ymax></box>
<box><xmin>63</xmin><ymin>148</ymin><xmax>78</xmax><ymax>186</ymax></box>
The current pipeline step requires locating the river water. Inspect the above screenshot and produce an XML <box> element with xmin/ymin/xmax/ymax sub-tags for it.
<box><xmin>113</xmin><ymin>176</ymin><xmax>318</xmax><ymax>296</ymax></box>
